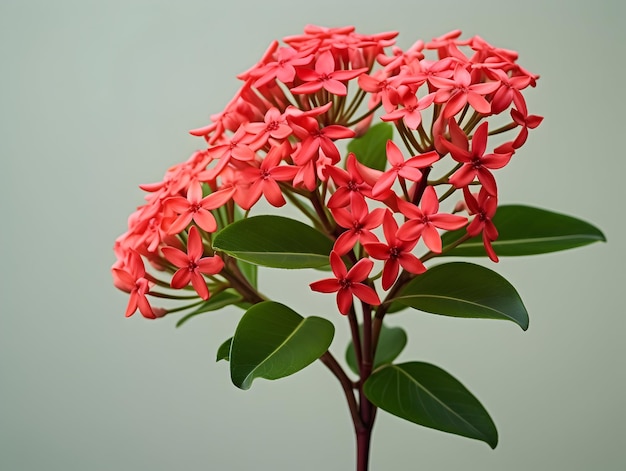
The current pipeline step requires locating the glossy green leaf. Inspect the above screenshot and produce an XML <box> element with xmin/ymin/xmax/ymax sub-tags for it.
<box><xmin>216</xmin><ymin>337</ymin><xmax>232</xmax><ymax>362</ymax></box>
<box><xmin>364</xmin><ymin>362</ymin><xmax>498</xmax><ymax>448</ymax></box>
<box><xmin>175</xmin><ymin>290</ymin><xmax>244</xmax><ymax>328</ymax></box>
<box><xmin>230</xmin><ymin>301</ymin><xmax>334</xmax><ymax>390</ymax></box>
<box><xmin>237</xmin><ymin>259</ymin><xmax>258</xmax><ymax>288</ymax></box>
<box><xmin>345</xmin><ymin>324</ymin><xmax>408</xmax><ymax>375</ymax></box>
<box><xmin>347</xmin><ymin>122</ymin><xmax>393</xmax><ymax>171</ymax></box>
<box><xmin>213</xmin><ymin>215</ymin><xmax>333</xmax><ymax>269</ymax></box>
<box><xmin>441</xmin><ymin>205</ymin><xmax>606</xmax><ymax>256</ymax></box>
<box><xmin>390</xmin><ymin>262</ymin><xmax>529</xmax><ymax>330</ymax></box>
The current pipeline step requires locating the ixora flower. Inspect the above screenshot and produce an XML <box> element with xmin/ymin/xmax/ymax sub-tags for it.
<box><xmin>310</xmin><ymin>251</ymin><xmax>381</xmax><ymax>315</ymax></box>
<box><xmin>112</xmin><ymin>24</ymin><xmax>605</xmax><ymax>471</ymax></box>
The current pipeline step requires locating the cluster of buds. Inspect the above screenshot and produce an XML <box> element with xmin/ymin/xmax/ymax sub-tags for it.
<box><xmin>112</xmin><ymin>25</ymin><xmax>542</xmax><ymax>319</ymax></box>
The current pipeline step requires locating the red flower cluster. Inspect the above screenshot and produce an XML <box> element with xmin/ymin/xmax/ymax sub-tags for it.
<box><xmin>112</xmin><ymin>25</ymin><xmax>541</xmax><ymax>318</ymax></box>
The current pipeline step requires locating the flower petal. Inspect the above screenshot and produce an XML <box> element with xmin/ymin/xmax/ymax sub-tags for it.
<box><xmin>347</xmin><ymin>258</ymin><xmax>374</xmax><ymax>282</ymax></box>
<box><xmin>161</xmin><ymin>246</ymin><xmax>190</xmax><ymax>268</ymax></box>
<box><xmin>310</xmin><ymin>278</ymin><xmax>341</xmax><ymax>293</ymax></box>
<box><xmin>190</xmin><ymin>272</ymin><xmax>209</xmax><ymax>300</ymax></box>
<box><xmin>351</xmin><ymin>283</ymin><xmax>381</xmax><ymax>306</ymax></box>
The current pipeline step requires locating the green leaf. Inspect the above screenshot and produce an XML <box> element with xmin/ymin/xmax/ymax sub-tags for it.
<box><xmin>345</xmin><ymin>324</ymin><xmax>408</xmax><ymax>375</ymax></box>
<box><xmin>441</xmin><ymin>205</ymin><xmax>606</xmax><ymax>256</ymax></box>
<box><xmin>364</xmin><ymin>362</ymin><xmax>498</xmax><ymax>448</ymax></box>
<box><xmin>216</xmin><ymin>337</ymin><xmax>232</xmax><ymax>362</ymax></box>
<box><xmin>390</xmin><ymin>262</ymin><xmax>529</xmax><ymax>330</ymax></box>
<box><xmin>213</xmin><ymin>215</ymin><xmax>333</xmax><ymax>269</ymax></box>
<box><xmin>230</xmin><ymin>301</ymin><xmax>335</xmax><ymax>390</ymax></box>
<box><xmin>237</xmin><ymin>259</ymin><xmax>258</xmax><ymax>288</ymax></box>
<box><xmin>347</xmin><ymin>122</ymin><xmax>393</xmax><ymax>171</ymax></box>
<box><xmin>175</xmin><ymin>290</ymin><xmax>244</xmax><ymax>328</ymax></box>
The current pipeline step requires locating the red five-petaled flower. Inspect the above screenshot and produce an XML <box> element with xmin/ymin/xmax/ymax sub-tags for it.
<box><xmin>439</xmin><ymin>119</ymin><xmax>512</xmax><ymax>195</ymax></box>
<box><xmin>463</xmin><ymin>186</ymin><xmax>499</xmax><ymax>262</ymax></box>
<box><xmin>310</xmin><ymin>251</ymin><xmax>380</xmax><ymax>315</ymax></box>
<box><xmin>164</xmin><ymin>182</ymin><xmax>234</xmax><ymax>234</ymax></box>
<box><xmin>396</xmin><ymin>186</ymin><xmax>468</xmax><ymax>253</ymax></box>
<box><xmin>372</xmin><ymin>140</ymin><xmax>439</xmax><ymax>197</ymax></box>
<box><xmin>363</xmin><ymin>211</ymin><xmax>427</xmax><ymax>290</ymax></box>
<box><xmin>161</xmin><ymin>226</ymin><xmax>224</xmax><ymax>300</ymax></box>
<box><xmin>331</xmin><ymin>197</ymin><xmax>385</xmax><ymax>255</ymax></box>
<box><xmin>111</xmin><ymin>250</ymin><xmax>156</xmax><ymax>319</ymax></box>
<box><xmin>291</xmin><ymin>50</ymin><xmax>368</xmax><ymax>96</ymax></box>
<box><xmin>237</xmin><ymin>143</ymin><xmax>299</xmax><ymax>209</ymax></box>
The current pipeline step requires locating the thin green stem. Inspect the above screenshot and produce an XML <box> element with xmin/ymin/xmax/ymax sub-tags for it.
<box><xmin>488</xmin><ymin>121</ymin><xmax>518</xmax><ymax>135</ymax></box>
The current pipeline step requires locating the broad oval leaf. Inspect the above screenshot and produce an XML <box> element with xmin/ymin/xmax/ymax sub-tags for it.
<box><xmin>347</xmin><ymin>122</ymin><xmax>393</xmax><ymax>171</ymax></box>
<box><xmin>390</xmin><ymin>262</ymin><xmax>529</xmax><ymax>330</ymax></box>
<box><xmin>176</xmin><ymin>290</ymin><xmax>245</xmax><ymax>328</ymax></box>
<box><xmin>230</xmin><ymin>301</ymin><xmax>334</xmax><ymax>390</ymax></box>
<box><xmin>213</xmin><ymin>215</ymin><xmax>333</xmax><ymax>269</ymax></box>
<box><xmin>364</xmin><ymin>362</ymin><xmax>498</xmax><ymax>448</ymax></box>
<box><xmin>216</xmin><ymin>337</ymin><xmax>232</xmax><ymax>362</ymax></box>
<box><xmin>345</xmin><ymin>324</ymin><xmax>408</xmax><ymax>375</ymax></box>
<box><xmin>441</xmin><ymin>205</ymin><xmax>605</xmax><ymax>256</ymax></box>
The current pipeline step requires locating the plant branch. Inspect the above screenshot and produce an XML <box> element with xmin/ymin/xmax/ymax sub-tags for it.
<box><xmin>319</xmin><ymin>351</ymin><xmax>364</xmax><ymax>430</ymax></box>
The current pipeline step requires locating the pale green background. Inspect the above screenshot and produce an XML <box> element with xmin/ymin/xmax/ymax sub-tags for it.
<box><xmin>1</xmin><ymin>0</ymin><xmax>624</xmax><ymax>470</ymax></box>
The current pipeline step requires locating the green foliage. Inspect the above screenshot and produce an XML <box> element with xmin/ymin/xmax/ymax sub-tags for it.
<box><xmin>345</xmin><ymin>324</ymin><xmax>407</xmax><ymax>375</ymax></box>
<box><xmin>237</xmin><ymin>259</ymin><xmax>258</xmax><ymax>288</ymax></box>
<box><xmin>213</xmin><ymin>215</ymin><xmax>333</xmax><ymax>269</ymax></box>
<box><xmin>441</xmin><ymin>205</ymin><xmax>606</xmax><ymax>256</ymax></box>
<box><xmin>216</xmin><ymin>337</ymin><xmax>232</xmax><ymax>362</ymax></box>
<box><xmin>390</xmin><ymin>262</ymin><xmax>529</xmax><ymax>330</ymax></box>
<box><xmin>229</xmin><ymin>301</ymin><xmax>334</xmax><ymax>390</ymax></box>
<box><xmin>347</xmin><ymin>122</ymin><xmax>393</xmax><ymax>171</ymax></box>
<box><xmin>364</xmin><ymin>362</ymin><xmax>498</xmax><ymax>448</ymax></box>
<box><xmin>175</xmin><ymin>290</ymin><xmax>246</xmax><ymax>328</ymax></box>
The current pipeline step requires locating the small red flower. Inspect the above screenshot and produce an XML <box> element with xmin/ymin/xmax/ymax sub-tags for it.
<box><xmin>363</xmin><ymin>211</ymin><xmax>426</xmax><ymax>290</ymax></box>
<box><xmin>463</xmin><ymin>187</ymin><xmax>499</xmax><ymax>262</ymax></box>
<box><xmin>372</xmin><ymin>140</ymin><xmax>439</xmax><ymax>197</ymax></box>
<box><xmin>396</xmin><ymin>186</ymin><xmax>468</xmax><ymax>253</ymax></box>
<box><xmin>111</xmin><ymin>250</ymin><xmax>156</xmax><ymax>319</ymax></box>
<box><xmin>161</xmin><ymin>226</ymin><xmax>224</xmax><ymax>300</ymax></box>
<box><xmin>431</xmin><ymin>66</ymin><xmax>500</xmax><ymax>118</ymax></box>
<box><xmin>439</xmin><ymin>119</ymin><xmax>512</xmax><ymax>195</ymax></box>
<box><xmin>163</xmin><ymin>182</ymin><xmax>234</xmax><ymax>235</ymax></box>
<box><xmin>237</xmin><ymin>144</ymin><xmax>298</xmax><ymax>210</ymax></box>
<box><xmin>326</xmin><ymin>153</ymin><xmax>372</xmax><ymax>209</ymax></box>
<box><xmin>291</xmin><ymin>50</ymin><xmax>367</xmax><ymax>96</ymax></box>
<box><xmin>331</xmin><ymin>197</ymin><xmax>385</xmax><ymax>255</ymax></box>
<box><xmin>310</xmin><ymin>251</ymin><xmax>380</xmax><ymax>315</ymax></box>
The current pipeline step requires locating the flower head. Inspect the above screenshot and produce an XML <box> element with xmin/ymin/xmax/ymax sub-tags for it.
<box><xmin>310</xmin><ymin>251</ymin><xmax>380</xmax><ymax>315</ymax></box>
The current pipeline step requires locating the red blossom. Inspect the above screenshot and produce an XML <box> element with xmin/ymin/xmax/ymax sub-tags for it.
<box><xmin>372</xmin><ymin>140</ymin><xmax>439</xmax><ymax>197</ymax></box>
<box><xmin>289</xmin><ymin>114</ymin><xmax>355</xmax><ymax>165</ymax></box>
<box><xmin>163</xmin><ymin>182</ymin><xmax>234</xmax><ymax>234</ymax></box>
<box><xmin>237</xmin><ymin>143</ymin><xmax>298</xmax><ymax>209</ymax></box>
<box><xmin>291</xmin><ymin>50</ymin><xmax>367</xmax><ymax>96</ymax></box>
<box><xmin>380</xmin><ymin>92</ymin><xmax>435</xmax><ymax>129</ymax></box>
<box><xmin>463</xmin><ymin>187</ymin><xmax>499</xmax><ymax>262</ymax></box>
<box><xmin>396</xmin><ymin>186</ymin><xmax>468</xmax><ymax>252</ymax></box>
<box><xmin>251</xmin><ymin>46</ymin><xmax>314</xmax><ymax>88</ymax></box>
<box><xmin>431</xmin><ymin>66</ymin><xmax>500</xmax><ymax>118</ymax></box>
<box><xmin>331</xmin><ymin>197</ymin><xmax>385</xmax><ymax>255</ymax></box>
<box><xmin>326</xmin><ymin>153</ymin><xmax>373</xmax><ymax>208</ymax></box>
<box><xmin>511</xmin><ymin>100</ymin><xmax>543</xmax><ymax>149</ymax></box>
<box><xmin>161</xmin><ymin>226</ymin><xmax>224</xmax><ymax>300</ymax></box>
<box><xmin>363</xmin><ymin>211</ymin><xmax>426</xmax><ymax>290</ymax></box>
<box><xmin>439</xmin><ymin>119</ymin><xmax>512</xmax><ymax>195</ymax></box>
<box><xmin>111</xmin><ymin>250</ymin><xmax>156</xmax><ymax>319</ymax></box>
<box><xmin>309</xmin><ymin>251</ymin><xmax>380</xmax><ymax>315</ymax></box>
